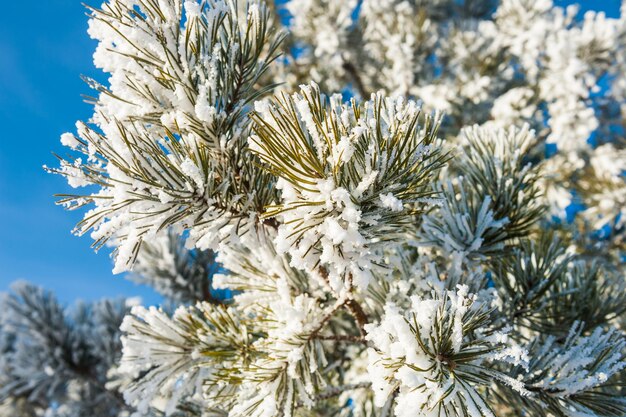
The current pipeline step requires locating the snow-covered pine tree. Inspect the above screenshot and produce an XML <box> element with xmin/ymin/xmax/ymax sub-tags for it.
<box><xmin>0</xmin><ymin>282</ymin><xmax>134</xmax><ymax>417</ymax></box>
<box><xmin>4</xmin><ymin>0</ymin><xmax>625</xmax><ymax>416</ymax></box>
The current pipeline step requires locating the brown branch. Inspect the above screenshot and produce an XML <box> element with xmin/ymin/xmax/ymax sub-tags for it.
<box><xmin>317</xmin><ymin>267</ymin><xmax>370</xmax><ymax>337</ymax></box>
<box><xmin>308</xmin><ymin>297</ymin><xmax>349</xmax><ymax>341</ymax></box>
<box><xmin>345</xmin><ymin>298</ymin><xmax>368</xmax><ymax>337</ymax></box>
<box><xmin>380</xmin><ymin>389</ymin><xmax>397</xmax><ymax>417</ymax></box>
<box><xmin>345</xmin><ymin>272</ymin><xmax>369</xmax><ymax>337</ymax></box>
<box><xmin>342</xmin><ymin>60</ymin><xmax>368</xmax><ymax>98</ymax></box>
<box><xmin>201</xmin><ymin>276</ymin><xmax>213</xmax><ymax>303</ymax></box>
<box><xmin>262</xmin><ymin>217</ymin><xmax>279</xmax><ymax>229</ymax></box>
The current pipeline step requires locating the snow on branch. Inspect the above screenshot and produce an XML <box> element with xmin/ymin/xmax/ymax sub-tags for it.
<box><xmin>500</xmin><ymin>322</ymin><xmax>626</xmax><ymax>417</ymax></box>
<box><xmin>250</xmin><ymin>82</ymin><xmax>448</xmax><ymax>292</ymax></box>
<box><xmin>48</xmin><ymin>0</ymin><xmax>285</xmax><ymax>273</ymax></box>
<box><xmin>119</xmin><ymin>303</ymin><xmax>251</xmax><ymax>414</ymax></box>
<box><xmin>365</xmin><ymin>285</ymin><xmax>530</xmax><ymax>417</ymax></box>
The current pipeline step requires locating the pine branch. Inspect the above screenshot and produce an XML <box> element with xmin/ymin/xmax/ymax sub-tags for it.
<box><xmin>498</xmin><ymin>322</ymin><xmax>626</xmax><ymax>417</ymax></box>
<box><xmin>50</xmin><ymin>0</ymin><xmax>285</xmax><ymax>272</ymax></box>
<box><xmin>250</xmin><ymin>82</ymin><xmax>448</xmax><ymax>292</ymax></box>
<box><xmin>366</xmin><ymin>287</ymin><xmax>527</xmax><ymax>416</ymax></box>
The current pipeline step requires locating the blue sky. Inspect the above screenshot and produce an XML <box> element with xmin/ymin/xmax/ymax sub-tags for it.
<box><xmin>0</xmin><ymin>0</ymin><xmax>162</xmax><ymax>304</ymax></box>
<box><xmin>0</xmin><ymin>0</ymin><xmax>621</xmax><ymax>305</ymax></box>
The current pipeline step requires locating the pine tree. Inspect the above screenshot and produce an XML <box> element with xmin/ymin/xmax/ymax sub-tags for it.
<box><xmin>3</xmin><ymin>0</ymin><xmax>626</xmax><ymax>416</ymax></box>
